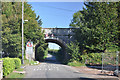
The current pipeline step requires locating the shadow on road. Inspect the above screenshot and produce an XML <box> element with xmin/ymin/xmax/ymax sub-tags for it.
<box><xmin>44</xmin><ymin>59</ymin><xmax>61</xmax><ymax>64</ymax></box>
<box><xmin>42</xmin><ymin>53</ymin><xmax>62</xmax><ymax>64</ymax></box>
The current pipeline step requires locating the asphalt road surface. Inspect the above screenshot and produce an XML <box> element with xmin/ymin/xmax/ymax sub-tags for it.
<box><xmin>25</xmin><ymin>54</ymin><xmax>119</xmax><ymax>80</ymax></box>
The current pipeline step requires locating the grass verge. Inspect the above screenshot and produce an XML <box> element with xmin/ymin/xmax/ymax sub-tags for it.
<box><xmin>2</xmin><ymin>59</ymin><xmax>39</xmax><ymax>78</ymax></box>
<box><xmin>6</xmin><ymin>68</ymin><xmax>24</xmax><ymax>78</ymax></box>
<box><xmin>6</xmin><ymin>59</ymin><xmax>39</xmax><ymax>78</ymax></box>
<box><xmin>6</xmin><ymin>72</ymin><xmax>24</xmax><ymax>78</ymax></box>
<box><xmin>67</xmin><ymin>61</ymin><xmax>85</xmax><ymax>67</ymax></box>
<box><xmin>29</xmin><ymin>60</ymin><xmax>39</xmax><ymax>65</ymax></box>
<box><xmin>21</xmin><ymin>59</ymin><xmax>39</xmax><ymax>66</ymax></box>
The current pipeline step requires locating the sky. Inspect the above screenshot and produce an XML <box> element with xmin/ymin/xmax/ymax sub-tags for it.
<box><xmin>28</xmin><ymin>2</ymin><xmax>84</xmax><ymax>28</ymax></box>
<box><xmin>28</xmin><ymin>2</ymin><xmax>84</xmax><ymax>49</ymax></box>
<box><xmin>48</xmin><ymin>43</ymin><xmax>61</xmax><ymax>50</ymax></box>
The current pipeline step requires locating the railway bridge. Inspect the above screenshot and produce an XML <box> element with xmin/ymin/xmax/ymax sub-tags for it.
<box><xmin>27</xmin><ymin>28</ymin><xmax>77</xmax><ymax>62</ymax></box>
<box><xmin>42</xmin><ymin>28</ymin><xmax>76</xmax><ymax>48</ymax></box>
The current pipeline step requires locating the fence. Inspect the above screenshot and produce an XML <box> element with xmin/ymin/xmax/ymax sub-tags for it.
<box><xmin>83</xmin><ymin>51</ymin><xmax>119</xmax><ymax>76</ymax></box>
<box><xmin>102</xmin><ymin>51</ymin><xmax>119</xmax><ymax>76</ymax></box>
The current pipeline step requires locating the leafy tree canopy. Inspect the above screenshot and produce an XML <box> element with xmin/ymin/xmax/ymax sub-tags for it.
<box><xmin>2</xmin><ymin>2</ymin><xmax>44</xmax><ymax>57</ymax></box>
<box><xmin>70</xmin><ymin>2</ymin><xmax>119</xmax><ymax>53</ymax></box>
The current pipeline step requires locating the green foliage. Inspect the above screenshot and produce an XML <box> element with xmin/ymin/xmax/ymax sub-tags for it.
<box><xmin>29</xmin><ymin>60</ymin><xmax>39</xmax><ymax>65</ymax></box>
<box><xmin>13</xmin><ymin>58</ymin><xmax>21</xmax><ymax>69</ymax></box>
<box><xmin>48</xmin><ymin>49</ymin><xmax>59</xmax><ymax>53</ymax></box>
<box><xmin>117</xmin><ymin>2</ymin><xmax>120</xmax><ymax>51</ymax></box>
<box><xmin>36</xmin><ymin>46</ymin><xmax>44</xmax><ymax>61</ymax></box>
<box><xmin>81</xmin><ymin>53</ymin><xmax>102</xmax><ymax>65</ymax></box>
<box><xmin>49</xmin><ymin>48</ymin><xmax>65</xmax><ymax>63</ymax></box>
<box><xmin>2</xmin><ymin>2</ymin><xmax>44</xmax><ymax>57</ymax></box>
<box><xmin>67</xmin><ymin>61</ymin><xmax>85</xmax><ymax>67</ymax></box>
<box><xmin>70</xmin><ymin>2</ymin><xmax>119</xmax><ymax>53</ymax></box>
<box><xmin>6</xmin><ymin>72</ymin><xmax>24</xmax><ymax>78</ymax></box>
<box><xmin>2</xmin><ymin>57</ymin><xmax>21</xmax><ymax>77</ymax></box>
<box><xmin>66</xmin><ymin>41</ymin><xmax>81</xmax><ymax>62</ymax></box>
<box><xmin>2</xmin><ymin>58</ymin><xmax>15</xmax><ymax>77</ymax></box>
<box><xmin>44</xmin><ymin>48</ymin><xmax>48</xmax><ymax>59</ymax></box>
<box><xmin>36</xmin><ymin>43</ymin><xmax>48</xmax><ymax>61</ymax></box>
<box><xmin>56</xmin><ymin>49</ymin><xmax>65</xmax><ymax>63</ymax></box>
<box><xmin>6</xmin><ymin>67</ymin><xmax>24</xmax><ymax>78</ymax></box>
<box><xmin>68</xmin><ymin>2</ymin><xmax>119</xmax><ymax>67</ymax></box>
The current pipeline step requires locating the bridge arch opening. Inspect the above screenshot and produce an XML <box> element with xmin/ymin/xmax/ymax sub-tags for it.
<box><xmin>45</xmin><ymin>39</ymin><xmax>67</xmax><ymax>49</ymax></box>
<box><xmin>35</xmin><ymin>38</ymin><xmax>68</xmax><ymax>63</ymax></box>
<box><xmin>48</xmin><ymin>43</ymin><xmax>61</xmax><ymax>50</ymax></box>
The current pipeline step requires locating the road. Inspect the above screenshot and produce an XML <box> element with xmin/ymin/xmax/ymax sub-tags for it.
<box><xmin>25</xmin><ymin>54</ymin><xmax>119</xmax><ymax>79</ymax></box>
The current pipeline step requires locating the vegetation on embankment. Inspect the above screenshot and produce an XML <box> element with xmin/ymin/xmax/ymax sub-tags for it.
<box><xmin>66</xmin><ymin>41</ymin><xmax>118</xmax><ymax>67</ymax></box>
<box><xmin>70</xmin><ymin>2</ymin><xmax>119</xmax><ymax>53</ymax></box>
<box><xmin>67</xmin><ymin>2</ymin><xmax>120</xmax><ymax>67</ymax></box>
<box><xmin>35</xmin><ymin>43</ymin><xmax>48</xmax><ymax>62</ymax></box>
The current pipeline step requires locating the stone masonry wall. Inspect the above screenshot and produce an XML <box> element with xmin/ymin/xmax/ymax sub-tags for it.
<box><xmin>42</xmin><ymin>28</ymin><xmax>76</xmax><ymax>43</ymax></box>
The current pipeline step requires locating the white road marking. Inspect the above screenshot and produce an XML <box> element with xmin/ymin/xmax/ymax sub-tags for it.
<box><xmin>32</xmin><ymin>64</ymin><xmax>61</xmax><ymax>71</ymax></box>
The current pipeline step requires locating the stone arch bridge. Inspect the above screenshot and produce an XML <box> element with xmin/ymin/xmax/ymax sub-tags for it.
<box><xmin>42</xmin><ymin>28</ymin><xmax>76</xmax><ymax>48</ymax></box>
<box><xmin>29</xmin><ymin>28</ymin><xmax>77</xmax><ymax>61</ymax></box>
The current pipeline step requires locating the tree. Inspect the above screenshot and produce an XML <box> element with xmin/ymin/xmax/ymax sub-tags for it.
<box><xmin>116</xmin><ymin>2</ymin><xmax>120</xmax><ymax>51</ymax></box>
<box><xmin>36</xmin><ymin>42</ymin><xmax>48</xmax><ymax>61</ymax></box>
<box><xmin>2</xmin><ymin>2</ymin><xmax>44</xmax><ymax>58</ymax></box>
<box><xmin>66</xmin><ymin>41</ymin><xmax>80</xmax><ymax>62</ymax></box>
<box><xmin>70</xmin><ymin>2</ymin><xmax>118</xmax><ymax>53</ymax></box>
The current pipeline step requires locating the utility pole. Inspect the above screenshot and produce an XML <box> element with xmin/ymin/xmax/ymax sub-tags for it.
<box><xmin>22</xmin><ymin>0</ymin><xmax>24</xmax><ymax>64</ymax></box>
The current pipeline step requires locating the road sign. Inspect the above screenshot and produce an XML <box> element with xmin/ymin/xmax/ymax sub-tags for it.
<box><xmin>26</xmin><ymin>41</ymin><xmax>33</xmax><ymax>54</ymax></box>
<box><xmin>27</xmin><ymin>41</ymin><xmax>33</xmax><ymax>47</ymax></box>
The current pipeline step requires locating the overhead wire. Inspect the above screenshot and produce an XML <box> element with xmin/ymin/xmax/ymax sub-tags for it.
<box><xmin>35</xmin><ymin>4</ymin><xmax>78</xmax><ymax>18</ymax></box>
<box><xmin>38</xmin><ymin>4</ymin><xmax>77</xmax><ymax>12</ymax></box>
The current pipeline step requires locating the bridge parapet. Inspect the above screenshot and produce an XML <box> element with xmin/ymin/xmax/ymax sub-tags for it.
<box><xmin>42</xmin><ymin>28</ymin><xmax>76</xmax><ymax>43</ymax></box>
<box><xmin>42</xmin><ymin>28</ymin><xmax>75</xmax><ymax>35</ymax></box>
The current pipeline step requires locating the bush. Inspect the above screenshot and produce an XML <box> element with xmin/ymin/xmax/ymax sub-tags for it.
<box><xmin>14</xmin><ymin>58</ymin><xmax>21</xmax><ymax>69</ymax></box>
<box><xmin>2</xmin><ymin>57</ymin><xmax>21</xmax><ymax>77</ymax></box>
<box><xmin>36</xmin><ymin>46</ymin><xmax>45</xmax><ymax>61</ymax></box>
<box><xmin>2</xmin><ymin>58</ymin><xmax>15</xmax><ymax>77</ymax></box>
<box><xmin>36</xmin><ymin>46</ymin><xmax>48</xmax><ymax>61</ymax></box>
<box><xmin>81</xmin><ymin>53</ymin><xmax>102</xmax><ymax>65</ymax></box>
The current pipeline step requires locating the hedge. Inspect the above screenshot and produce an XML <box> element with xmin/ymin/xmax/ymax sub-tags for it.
<box><xmin>14</xmin><ymin>58</ymin><xmax>21</xmax><ymax>69</ymax></box>
<box><xmin>2</xmin><ymin>57</ymin><xmax>21</xmax><ymax>77</ymax></box>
